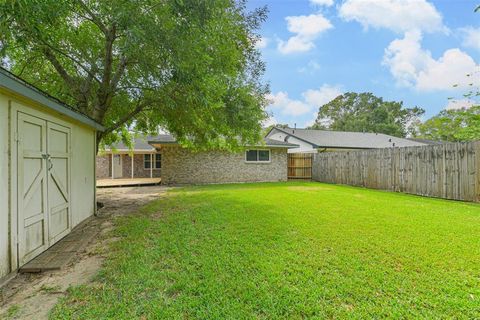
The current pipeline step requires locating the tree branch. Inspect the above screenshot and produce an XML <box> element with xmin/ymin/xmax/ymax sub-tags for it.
<box><xmin>94</xmin><ymin>25</ymin><xmax>116</xmax><ymax>121</ymax></box>
<box><xmin>40</xmin><ymin>41</ymin><xmax>101</xmax><ymax>84</ymax></box>
<box><xmin>100</xmin><ymin>101</ymin><xmax>148</xmax><ymax>136</ymax></box>
<box><xmin>74</xmin><ymin>0</ymin><xmax>108</xmax><ymax>34</ymax></box>
<box><xmin>111</xmin><ymin>55</ymin><xmax>128</xmax><ymax>92</ymax></box>
<box><xmin>42</xmin><ymin>46</ymin><xmax>77</xmax><ymax>89</ymax></box>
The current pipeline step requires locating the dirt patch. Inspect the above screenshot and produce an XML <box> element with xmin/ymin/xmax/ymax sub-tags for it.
<box><xmin>97</xmin><ymin>185</ymin><xmax>169</xmax><ymax>216</ymax></box>
<box><xmin>0</xmin><ymin>185</ymin><xmax>169</xmax><ymax>320</ymax></box>
<box><xmin>286</xmin><ymin>186</ymin><xmax>332</xmax><ymax>192</ymax></box>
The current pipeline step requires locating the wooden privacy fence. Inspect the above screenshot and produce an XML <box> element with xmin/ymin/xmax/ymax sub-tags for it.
<box><xmin>312</xmin><ymin>141</ymin><xmax>480</xmax><ymax>202</ymax></box>
<box><xmin>288</xmin><ymin>153</ymin><xmax>313</xmax><ymax>179</ymax></box>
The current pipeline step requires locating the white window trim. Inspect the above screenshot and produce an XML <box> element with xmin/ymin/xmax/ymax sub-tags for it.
<box><xmin>144</xmin><ymin>153</ymin><xmax>162</xmax><ymax>170</ymax></box>
<box><xmin>245</xmin><ymin>149</ymin><xmax>271</xmax><ymax>163</ymax></box>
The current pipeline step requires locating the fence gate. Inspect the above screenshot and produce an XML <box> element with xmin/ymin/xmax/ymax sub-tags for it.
<box><xmin>288</xmin><ymin>153</ymin><xmax>313</xmax><ymax>180</ymax></box>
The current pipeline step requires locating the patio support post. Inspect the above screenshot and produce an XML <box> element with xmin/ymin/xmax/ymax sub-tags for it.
<box><xmin>150</xmin><ymin>153</ymin><xmax>153</xmax><ymax>178</ymax></box>
<box><xmin>131</xmin><ymin>154</ymin><xmax>134</xmax><ymax>179</ymax></box>
<box><xmin>111</xmin><ymin>153</ymin><xmax>114</xmax><ymax>179</ymax></box>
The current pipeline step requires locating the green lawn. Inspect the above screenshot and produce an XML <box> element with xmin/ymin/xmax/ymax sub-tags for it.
<box><xmin>51</xmin><ymin>182</ymin><xmax>480</xmax><ymax>319</ymax></box>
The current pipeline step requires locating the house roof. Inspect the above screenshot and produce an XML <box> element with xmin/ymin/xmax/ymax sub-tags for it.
<box><xmin>148</xmin><ymin>135</ymin><xmax>299</xmax><ymax>148</ymax></box>
<box><xmin>0</xmin><ymin>67</ymin><xmax>104</xmax><ymax>131</ymax></box>
<box><xmin>103</xmin><ymin>135</ymin><xmax>174</xmax><ymax>152</ymax></box>
<box><xmin>270</xmin><ymin>127</ymin><xmax>428</xmax><ymax>149</ymax></box>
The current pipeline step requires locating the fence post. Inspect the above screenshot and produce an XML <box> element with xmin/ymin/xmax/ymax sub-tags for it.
<box><xmin>475</xmin><ymin>141</ymin><xmax>480</xmax><ymax>202</ymax></box>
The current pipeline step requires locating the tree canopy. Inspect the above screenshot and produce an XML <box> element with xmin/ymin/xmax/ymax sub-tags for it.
<box><xmin>0</xmin><ymin>0</ymin><xmax>269</xmax><ymax>151</ymax></box>
<box><xmin>309</xmin><ymin>92</ymin><xmax>424</xmax><ymax>138</ymax></box>
<box><xmin>417</xmin><ymin>106</ymin><xmax>480</xmax><ymax>142</ymax></box>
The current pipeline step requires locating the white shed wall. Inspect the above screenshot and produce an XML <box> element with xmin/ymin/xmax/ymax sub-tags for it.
<box><xmin>0</xmin><ymin>95</ymin><xmax>10</xmax><ymax>279</ymax></box>
<box><xmin>71</xmin><ymin>125</ymin><xmax>96</xmax><ymax>227</ymax></box>
<box><xmin>0</xmin><ymin>90</ymin><xmax>97</xmax><ymax>280</ymax></box>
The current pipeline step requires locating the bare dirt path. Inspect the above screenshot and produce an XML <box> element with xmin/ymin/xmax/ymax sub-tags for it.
<box><xmin>0</xmin><ymin>185</ymin><xmax>168</xmax><ymax>320</ymax></box>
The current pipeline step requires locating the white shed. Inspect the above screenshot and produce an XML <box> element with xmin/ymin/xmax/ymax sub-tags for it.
<box><xmin>0</xmin><ymin>68</ymin><xmax>104</xmax><ymax>282</ymax></box>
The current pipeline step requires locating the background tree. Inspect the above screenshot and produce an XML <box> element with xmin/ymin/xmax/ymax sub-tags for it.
<box><xmin>263</xmin><ymin>122</ymin><xmax>289</xmax><ymax>134</ymax></box>
<box><xmin>309</xmin><ymin>92</ymin><xmax>424</xmax><ymax>137</ymax></box>
<box><xmin>417</xmin><ymin>106</ymin><xmax>480</xmax><ymax>142</ymax></box>
<box><xmin>0</xmin><ymin>0</ymin><xmax>268</xmax><ymax>151</ymax></box>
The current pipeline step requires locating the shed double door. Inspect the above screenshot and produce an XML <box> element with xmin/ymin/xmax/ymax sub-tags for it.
<box><xmin>17</xmin><ymin>112</ymin><xmax>71</xmax><ymax>265</ymax></box>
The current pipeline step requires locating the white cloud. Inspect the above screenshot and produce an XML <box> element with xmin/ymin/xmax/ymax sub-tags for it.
<box><xmin>339</xmin><ymin>0</ymin><xmax>447</xmax><ymax>34</ymax></box>
<box><xmin>298</xmin><ymin>60</ymin><xmax>321</xmax><ymax>74</ymax></box>
<box><xmin>416</xmin><ymin>49</ymin><xmax>478</xmax><ymax>91</ymax></box>
<box><xmin>310</xmin><ymin>0</ymin><xmax>334</xmax><ymax>6</ymax></box>
<box><xmin>382</xmin><ymin>31</ymin><xmax>431</xmax><ymax>87</ymax></box>
<box><xmin>267</xmin><ymin>84</ymin><xmax>342</xmax><ymax>117</ymax></box>
<box><xmin>262</xmin><ymin>115</ymin><xmax>278</xmax><ymax>127</ymax></box>
<box><xmin>460</xmin><ymin>27</ymin><xmax>480</xmax><ymax>51</ymax></box>
<box><xmin>446</xmin><ymin>99</ymin><xmax>475</xmax><ymax>110</ymax></box>
<box><xmin>267</xmin><ymin>91</ymin><xmax>311</xmax><ymax>116</ymax></box>
<box><xmin>302</xmin><ymin>84</ymin><xmax>343</xmax><ymax>107</ymax></box>
<box><xmin>383</xmin><ymin>31</ymin><xmax>479</xmax><ymax>91</ymax></box>
<box><xmin>255</xmin><ymin>37</ymin><xmax>269</xmax><ymax>49</ymax></box>
<box><xmin>278</xmin><ymin>14</ymin><xmax>333</xmax><ymax>54</ymax></box>
<box><xmin>304</xmin><ymin>112</ymin><xmax>318</xmax><ymax>128</ymax></box>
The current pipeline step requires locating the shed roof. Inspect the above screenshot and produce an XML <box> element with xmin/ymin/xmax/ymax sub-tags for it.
<box><xmin>0</xmin><ymin>67</ymin><xmax>104</xmax><ymax>131</ymax></box>
<box><xmin>270</xmin><ymin>127</ymin><xmax>428</xmax><ymax>149</ymax></box>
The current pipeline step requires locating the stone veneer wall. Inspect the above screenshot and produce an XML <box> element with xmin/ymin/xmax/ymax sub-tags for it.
<box><xmin>96</xmin><ymin>153</ymin><xmax>161</xmax><ymax>179</ymax></box>
<box><xmin>96</xmin><ymin>155</ymin><xmax>110</xmax><ymax>178</ymax></box>
<box><xmin>161</xmin><ymin>146</ymin><xmax>287</xmax><ymax>185</ymax></box>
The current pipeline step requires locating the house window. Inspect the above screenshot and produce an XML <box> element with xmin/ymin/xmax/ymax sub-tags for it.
<box><xmin>245</xmin><ymin>150</ymin><xmax>270</xmax><ymax>163</ymax></box>
<box><xmin>144</xmin><ymin>154</ymin><xmax>161</xmax><ymax>169</ymax></box>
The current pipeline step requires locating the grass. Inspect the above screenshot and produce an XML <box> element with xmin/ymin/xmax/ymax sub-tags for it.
<box><xmin>6</xmin><ymin>305</ymin><xmax>20</xmax><ymax>319</ymax></box>
<box><xmin>50</xmin><ymin>182</ymin><xmax>480</xmax><ymax>319</ymax></box>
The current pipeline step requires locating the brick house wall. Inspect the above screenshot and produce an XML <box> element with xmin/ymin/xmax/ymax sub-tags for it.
<box><xmin>95</xmin><ymin>153</ymin><xmax>161</xmax><ymax>179</ymax></box>
<box><xmin>161</xmin><ymin>146</ymin><xmax>288</xmax><ymax>185</ymax></box>
<box><xmin>131</xmin><ymin>154</ymin><xmax>161</xmax><ymax>178</ymax></box>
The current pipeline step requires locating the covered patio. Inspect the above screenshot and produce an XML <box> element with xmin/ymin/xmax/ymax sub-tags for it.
<box><xmin>96</xmin><ymin>135</ymin><xmax>170</xmax><ymax>181</ymax></box>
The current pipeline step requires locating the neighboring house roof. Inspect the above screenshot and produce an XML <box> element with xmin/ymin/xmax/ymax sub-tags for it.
<box><xmin>0</xmin><ymin>67</ymin><xmax>104</xmax><ymax>131</ymax></box>
<box><xmin>268</xmin><ymin>127</ymin><xmax>428</xmax><ymax>149</ymax></box>
<box><xmin>148</xmin><ymin>135</ymin><xmax>299</xmax><ymax>148</ymax></box>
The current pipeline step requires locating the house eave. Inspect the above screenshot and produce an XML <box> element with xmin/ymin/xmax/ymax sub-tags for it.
<box><xmin>267</xmin><ymin>127</ymin><xmax>319</xmax><ymax>148</ymax></box>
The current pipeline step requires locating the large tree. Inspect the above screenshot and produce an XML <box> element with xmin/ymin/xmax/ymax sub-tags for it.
<box><xmin>417</xmin><ymin>106</ymin><xmax>480</xmax><ymax>142</ymax></box>
<box><xmin>0</xmin><ymin>0</ymin><xmax>268</xmax><ymax>151</ymax></box>
<box><xmin>310</xmin><ymin>92</ymin><xmax>424</xmax><ymax>137</ymax></box>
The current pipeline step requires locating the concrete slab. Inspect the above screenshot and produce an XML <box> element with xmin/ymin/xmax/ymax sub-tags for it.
<box><xmin>19</xmin><ymin>223</ymin><xmax>98</xmax><ymax>273</ymax></box>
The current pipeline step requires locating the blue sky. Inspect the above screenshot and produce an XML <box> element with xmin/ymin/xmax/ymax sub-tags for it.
<box><xmin>247</xmin><ymin>0</ymin><xmax>480</xmax><ymax>128</ymax></box>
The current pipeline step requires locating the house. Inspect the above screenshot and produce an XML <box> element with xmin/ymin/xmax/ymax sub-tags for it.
<box><xmin>96</xmin><ymin>127</ymin><xmax>428</xmax><ymax>185</ymax></box>
<box><xmin>97</xmin><ymin>135</ymin><xmax>298</xmax><ymax>185</ymax></box>
<box><xmin>149</xmin><ymin>137</ymin><xmax>297</xmax><ymax>184</ymax></box>
<box><xmin>96</xmin><ymin>135</ymin><xmax>171</xmax><ymax>179</ymax></box>
<box><xmin>0</xmin><ymin>68</ymin><xmax>104</xmax><ymax>282</ymax></box>
<box><xmin>266</xmin><ymin>127</ymin><xmax>428</xmax><ymax>153</ymax></box>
